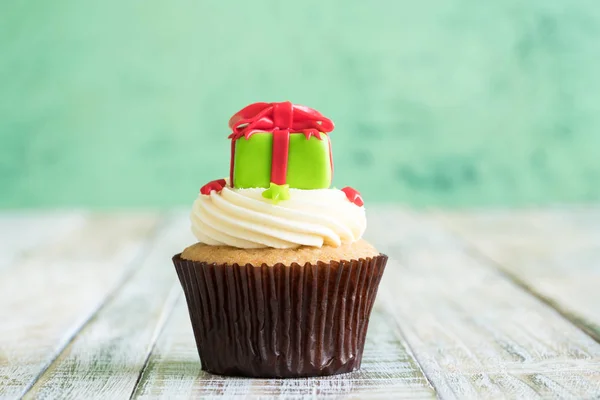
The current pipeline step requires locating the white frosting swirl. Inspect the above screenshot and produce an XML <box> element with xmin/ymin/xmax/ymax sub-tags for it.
<box><xmin>190</xmin><ymin>185</ymin><xmax>366</xmax><ymax>249</ymax></box>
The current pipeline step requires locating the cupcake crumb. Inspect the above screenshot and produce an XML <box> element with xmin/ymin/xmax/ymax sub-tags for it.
<box><xmin>180</xmin><ymin>239</ymin><xmax>379</xmax><ymax>266</ymax></box>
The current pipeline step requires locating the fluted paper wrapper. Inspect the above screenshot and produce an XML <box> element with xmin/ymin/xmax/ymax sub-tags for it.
<box><xmin>172</xmin><ymin>254</ymin><xmax>387</xmax><ymax>378</ymax></box>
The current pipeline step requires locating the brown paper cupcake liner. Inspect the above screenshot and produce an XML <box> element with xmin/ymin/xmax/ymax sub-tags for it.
<box><xmin>172</xmin><ymin>253</ymin><xmax>388</xmax><ymax>378</ymax></box>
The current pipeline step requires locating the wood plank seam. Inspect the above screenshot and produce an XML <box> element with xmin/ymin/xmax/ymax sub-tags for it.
<box><xmin>385</xmin><ymin>311</ymin><xmax>440</xmax><ymax>398</ymax></box>
<box><xmin>433</xmin><ymin>212</ymin><xmax>600</xmax><ymax>344</ymax></box>
<box><xmin>380</xmin><ymin>250</ymin><xmax>600</xmax><ymax>399</ymax></box>
<box><xmin>379</xmin><ymin>290</ymin><xmax>457</xmax><ymax>400</ymax></box>
<box><xmin>455</xmin><ymin>238</ymin><xmax>600</xmax><ymax>345</ymax></box>
<box><xmin>17</xmin><ymin>214</ymin><xmax>169</xmax><ymax>399</ymax></box>
<box><xmin>367</xmin><ymin>209</ymin><xmax>600</xmax><ymax>399</ymax></box>
<box><xmin>127</xmin><ymin>286</ymin><xmax>182</xmax><ymax>400</ymax></box>
<box><xmin>433</xmin><ymin>210</ymin><xmax>600</xmax><ymax>346</ymax></box>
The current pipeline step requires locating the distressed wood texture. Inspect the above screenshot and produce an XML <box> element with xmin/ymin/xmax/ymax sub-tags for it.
<box><xmin>22</xmin><ymin>215</ymin><xmax>192</xmax><ymax>400</ymax></box>
<box><xmin>367</xmin><ymin>209</ymin><xmax>600</xmax><ymax>399</ymax></box>
<box><xmin>2</xmin><ymin>209</ymin><xmax>600</xmax><ymax>399</ymax></box>
<box><xmin>437</xmin><ymin>208</ymin><xmax>600</xmax><ymax>341</ymax></box>
<box><xmin>0</xmin><ymin>212</ymin><xmax>161</xmax><ymax>399</ymax></box>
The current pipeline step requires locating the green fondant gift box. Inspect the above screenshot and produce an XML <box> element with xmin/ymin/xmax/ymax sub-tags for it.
<box><xmin>201</xmin><ymin>101</ymin><xmax>362</xmax><ymax>205</ymax></box>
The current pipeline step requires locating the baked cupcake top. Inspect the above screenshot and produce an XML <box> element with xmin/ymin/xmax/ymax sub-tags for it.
<box><xmin>191</xmin><ymin>101</ymin><xmax>367</xmax><ymax>249</ymax></box>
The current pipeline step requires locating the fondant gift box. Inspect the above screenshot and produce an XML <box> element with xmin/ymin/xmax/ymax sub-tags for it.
<box><xmin>201</xmin><ymin>101</ymin><xmax>363</xmax><ymax>206</ymax></box>
<box><xmin>230</xmin><ymin>101</ymin><xmax>334</xmax><ymax>199</ymax></box>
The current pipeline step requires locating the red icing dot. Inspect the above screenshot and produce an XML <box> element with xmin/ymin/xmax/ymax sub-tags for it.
<box><xmin>200</xmin><ymin>179</ymin><xmax>227</xmax><ymax>195</ymax></box>
<box><xmin>341</xmin><ymin>186</ymin><xmax>364</xmax><ymax>207</ymax></box>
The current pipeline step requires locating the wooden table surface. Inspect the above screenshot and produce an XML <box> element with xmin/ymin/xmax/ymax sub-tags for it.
<box><xmin>1</xmin><ymin>208</ymin><xmax>599</xmax><ymax>399</ymax></box>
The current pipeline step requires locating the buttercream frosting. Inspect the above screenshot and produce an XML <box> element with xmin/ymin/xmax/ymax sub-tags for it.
<box><xmin>190</xmin><ymin>184</ymin><xmax>366</xmax><ymax>249</ymax></box>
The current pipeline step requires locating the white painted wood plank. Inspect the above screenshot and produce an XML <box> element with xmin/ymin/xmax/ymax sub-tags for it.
<box><xmin>368</xmin><ymin>208</ymin><xmax>600</xmax><ymax>399</ymax></box>
<box><xmin>0</xmin><ymin>211</ymin><xmax>87</xmax><ymax>271</ymax></box>
<box><xmin>0</xmin><ymin>213</ymin><xmax>160</xmax><ymax>400</ymax></box>
<box><xmin>438</xmin><ymin>208</ymin><xmax>600</xmax><ymax>341</ymax></box>
<box><xmin>132</xmin><ymin>285</ymin><xmax>435</xmax><ymax>399</ymax></box>
<box><xmin>23</xmin><ymin>214</ymin><xmax>193</xmax><ymax>400</ymax></box>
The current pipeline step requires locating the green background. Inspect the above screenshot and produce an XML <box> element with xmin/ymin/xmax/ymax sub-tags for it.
<box><xmin>1</xmin><ymin>0</ymin><xmax>599</xmax><ymax>208</ymax></box>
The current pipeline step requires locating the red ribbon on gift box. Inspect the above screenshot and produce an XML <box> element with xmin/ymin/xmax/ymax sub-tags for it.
<box><xmin>229</xmin><ymin>101</ymin><xmax>334</xmax><ymax>140</ymax></box>
<box><xmin>228</xmin><ymin>102</ymin><xmax>335</xmax><ymax>187</ymax></box>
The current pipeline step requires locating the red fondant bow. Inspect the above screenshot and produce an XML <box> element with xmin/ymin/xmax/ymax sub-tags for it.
<box><xmin>228</xmin><ymin>101</ymin><xmax>335</xmax><ymax>140</ymax></box>
<box><xmin>341</xmin><ymin>186</ymin><xmax>364</xmax><ymax>207</ymax></box>
<box><xmin>200</xmin><ymin>179</ymin><xmax>226</xmax><ymax>195</ymax></box>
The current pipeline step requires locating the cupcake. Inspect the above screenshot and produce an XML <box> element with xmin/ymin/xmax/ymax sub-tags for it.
<box><xmin>173</xmin><ymin>101</ymin><xmax>387</xmax><ymax>378</ymax></box>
